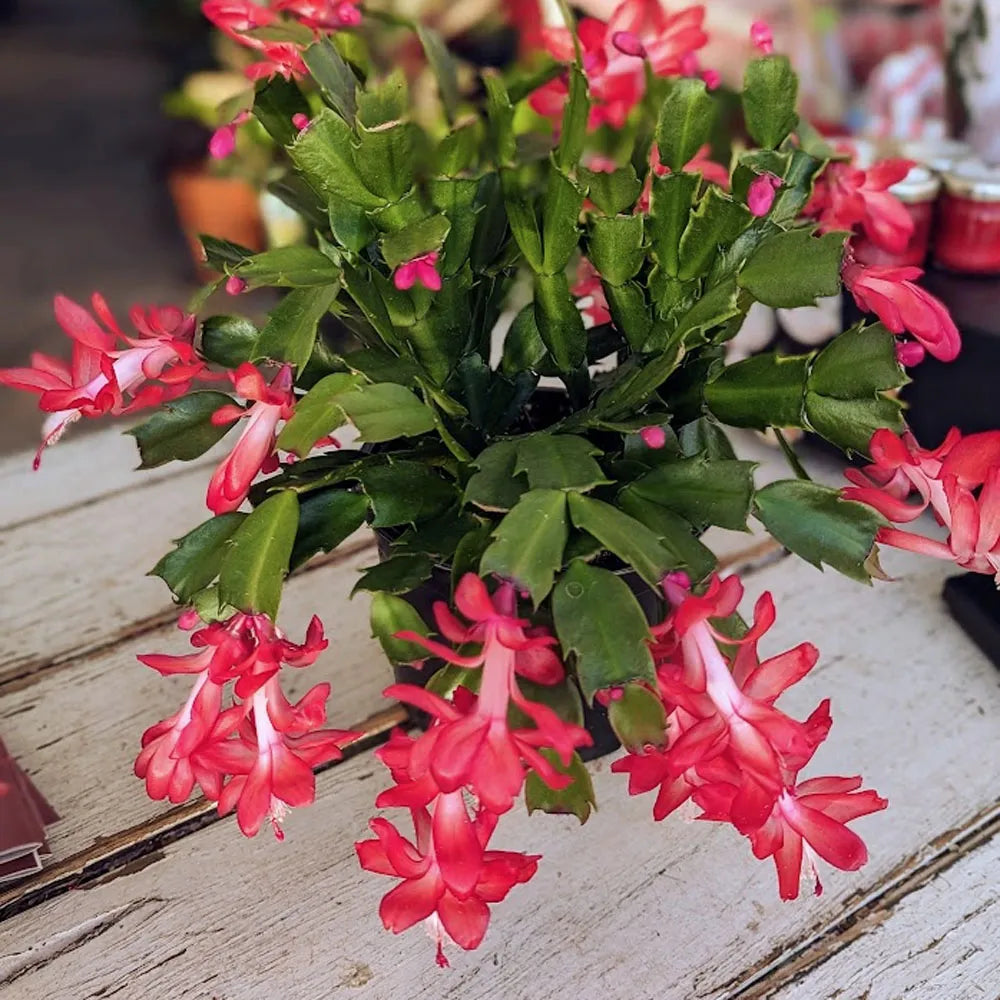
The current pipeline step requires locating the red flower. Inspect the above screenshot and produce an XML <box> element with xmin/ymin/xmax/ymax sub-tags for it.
<box><xmin>273</xmin><ymin>0</ymin><xmax>360</xmax><ymax>28</ymax></box>
<box><xmin>136</xmin><ymin>611</ymin><xmax>358</xmax><ymax>836</ymax></box>
<box><xmin>612</xmin><ymin>571</ymin><xmax>885</xmax><ymax>899</ymax></box>
<box><xmin>356</xmin><ymin>803</ymin><xmax>539</xmax><ymax>962</ymax></box>
<box><xmin>0</xmin><ymin>294</ymin><xmax>204</xmax><ymax>467</ymax></box>
<box><xmin>842</xmin><ymin>258</ymin><xmax>960</xmax><ymax>363</ymax></box>
<box><xmin>696</xmin><ymin>773</ymin><xmax>887</xmax><ymax>899</ymax></box>
<box><xmin>844</xmin><ymin>427</ymin><xmax>1000</xmax><ymax>582</ymax></box>
<box><xmin>206</xmin><ymin>363</ymin><xmax>296</xmax><ymax>514</ymax></box>
<box><xmin>389</xmin><ymin>575</ymin><xmax>591</xmax><ymax>814</ymax></box>
<box><xmin>530</xmin><ymin>0</ymin><xmax>708</xmax><ymax>130</ymax></box>
<box><xmin>806</xmin><ymin>159</ymin><xmax>916</xmax><ymax>254</ymax></box>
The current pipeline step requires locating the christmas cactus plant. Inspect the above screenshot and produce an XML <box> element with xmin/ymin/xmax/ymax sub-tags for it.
<box><xmin>2</xmin><ymin>0</ymin><xmax>990</xmax><ymax>967</ymax></box>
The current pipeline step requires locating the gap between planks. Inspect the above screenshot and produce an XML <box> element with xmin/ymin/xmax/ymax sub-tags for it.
<box><xmin>0</xmin><ymin>704</ymin><xmax>407</xmax><ymax>924</ymax></box>
<box><xmin>0</xmin><ymin>533</ymin><xmax>378</xmax><ymax>694</ymax></box>
<box><xmin>0</xmin><ymin>540</ymin><xmax>784</xmax><ymax>926</ymax></box>
<box><xmin>720</xmin><ymin>800</ymin><xmax>1000</xmax><ymax>998</ymax></box>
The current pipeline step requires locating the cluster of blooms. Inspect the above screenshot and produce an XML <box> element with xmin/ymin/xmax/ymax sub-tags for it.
<box><xmin>805</xmin><ymin>156</ymin><xmax>959</xmax><ymax>364</ymax></box>
<box><xmin>611</xmin><ymin>571</ymin><xmax>887</xmax><ymax>900</ymax></box>
<box><xmin>0</xmin><ymin>291</ymin><xmax>315</xmax><ymax>515</ymax></box>
<box><xmin>355</xmin><ymin>574</ymin><xmax>592</xmax><ymax>965</ymax></box>
<box><xmin>843</xmin><ymin>426</ymin><xmax>1000</xmax><ymax>581</ymax></box>
<box><xmin>202</xmin><ymin>0</ymin><xmax>359</xmax><ymax>82</ymax></box>
<box><xmin>136</xmin><ymin>610</ymin><xmax>359</xmax><ymax>837</ymax></box>
<box><xmin>0</xmin><ymin>295</ymin><xmax>207</xmax><ymax>469</ymax></box>
<box><xmin>530</xmin><ymin>0</ymin><xmax>710</xmax><ymax>129</ymax></box>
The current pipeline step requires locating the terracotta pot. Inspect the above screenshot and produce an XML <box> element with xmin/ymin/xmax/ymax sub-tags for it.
<box><xmin>167</xmin><ymin>167</ymin><xmax>265</xmax><ymax>280</ymax></box>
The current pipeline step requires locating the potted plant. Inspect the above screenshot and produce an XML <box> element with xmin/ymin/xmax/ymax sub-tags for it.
<box><xmin>2</xmin><ymin>0</ymin><xmax>988</xmax><ymax>968</ymax></box>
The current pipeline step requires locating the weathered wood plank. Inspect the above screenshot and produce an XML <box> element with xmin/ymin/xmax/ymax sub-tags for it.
<box><xmin>0</xmin><ymin>427</ymin><xmax>817</xmax><ymax>685</ymax></box>
<box><xmin>0</xmin><ymin>424</ymin><xmax>221</xmax><ymax>531</ymax></box>
<box><xmin>1</xmin><ymin>550</ymin><xmax>997</xmax><ymax>999</ymax></box>
<box><xmin>0</xmin><ymin>459</ymin><xmax>245</xmax><ymax>682</ymax></box>
<box><xmin>0</xmin><ymin>539</ymin><xmax>386</xmax><ymax>874</ymax></box>
<box><xmin>767</xmin><ymin>832</ymin><xmax>1000</xmax><ymax>1000</ymax></box>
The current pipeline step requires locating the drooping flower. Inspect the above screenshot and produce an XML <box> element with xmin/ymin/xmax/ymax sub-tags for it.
<box><xmin>747</xmin><ymin>172</ymin><xmax>782</xmax><ymax>217</ymax></box>
<box><xmin>393</xmin><ymin>251</ymin><xmax>442</xmax><ymax>293</ymax></box>
<box><xmin>695</xmin><ymin>771</ymin><xmax>887</xmax><ymax>899</ymax></box>
<box><xmin>0</xmin><ymin>294</ymin><xmax>205</xmax><ymax>467</ymax></box>
<box><xmin>841</xmin><ymin>257</ymin><xmax>961</xmax><ymax>363</ymax></box>
<box><xmin>136</xmin><ymin>610</ymin><xmax>358</xmax><ymax>837</ymax></box>
<box><xmin>805</xmin><ymin>159</ymin><xmax>916</xmax><ymax>254</ymax></box>
<box><xmin>356</xmin><ymin>803</ymin><xmax>539</xmax><ymax>963</ymax></box>
<box><xmin>844</xmin><ymin>427</ymin><xmax>1000</xmax><ymax>582</ymax></box>
<box><xmin>388</xmin><ymin>575</ymin><xmax>591</xmax><ymax>814</ymax></box>
<box><xmin>611</xmin><ymin>571</ymin><xmax>885</xmax><ymax>898</ymax></box>
<box><xmin>529</xmin><ymin>0</ymin><xmax>708</xmax><ymax>130</ymax></box>
<box><xmin>206</xmin><ymin>363</ymin><xmax>296</xmax><ymax>514</ymax></box>
<box><xmin>273</xmin><ymin>0</ymin><xmax>361</xmax><ymax>29</ymax></box>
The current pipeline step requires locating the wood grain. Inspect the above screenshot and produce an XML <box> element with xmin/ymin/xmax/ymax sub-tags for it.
<box><xmin>768</xmin><ymin>832</ymin><xmax>1000</xmax><ymax>1000</ymax></box>
<box><xmin>0</xmin><ymin>425</ymin><xmax>223</xmax><ymax>531</ymax></box>
<box><xmin>0</xmin><ymin>541</ymin><xmax>386</xmax><ymax>871</ymax></box>
<box><xmin>1</xmin><ymin>550</ymin><xmax>997</xmax><ymax>999</ymax></box>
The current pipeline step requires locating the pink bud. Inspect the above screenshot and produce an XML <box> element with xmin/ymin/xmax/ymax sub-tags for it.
<box><xmin>747</xmin><ymin>172</ymin><xmax>781</xmax><ymax>216</ymax></box>
<box><xmin>611</xmin><ymin>31</ymin><xmax>647</xmax><ymax>58</ymax></box>
<box><xmin>177</xmin><ymin>608</ymin><xmax>201</xmax><ymax>630</ymax></box>
<box><xmin>895</xmin><ymin>341</ymin><xmax>926</xmax><ymax>367</ymax></box>
<box><xmin>750</xmin><ymin>20</ymin><xmax>774</xmax><ymax>55</ymax></box>
<box><xmin>395</xmin><ymin>252</ymin><xmax>441</xmax><ymax>293</ymax></box>
<box><xmin>639</xmin><ymin>425</ymin><xmax>668</xmax><ymax>449</ymax></box>
<box><xmin>292</xmin><ymin>113</ymin><xmax>311</xmax><ymax>132</ymax></box>
<box><xmin>208</xmin><ymin>125</ymin><xmax>236</xmax><ymax>160</ymax></box>
<box><xmin>702</xmin><ymin>69</ymin><xmax>721</xmax><ymax>91</ymax></box>
<box><xmin>335</xmin><ymin>1</ymin><xmax>361</xmax><ymax>25</ymax></box>
<box><xmin>225</xmin><ymin>275</ymin><xmax>248</xmax><ymax>295</ymax></box>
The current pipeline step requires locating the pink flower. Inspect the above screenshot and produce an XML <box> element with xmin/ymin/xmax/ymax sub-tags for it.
<box><xmin>202</xmin><ymin>0</ymin><xmax>274</xmax><ymax>40</ymax></box>
<box><xmin>611</xmin><ymin>571</ymin><xmax>885</xmax><ymax>898</ymax></box>
<box><xmin>356</xmin><ymin>804</ymin><xmax>539</xmax><ymax>962</ymax></box>
<box><xmin>750</xmin><ymin>20</ymin><xmax>774</xmax><ymax>55</ymax></box>
<box><xmin>572</xmin><ymin>258</ymin><xmax>611</xmax><ymax>326</ymax></box>
<box><xmin>393</xmin><ymin>251</ymin><xmax>442</xmax><ymax>293</ymax></box>
<box><xmin>225</xmin><ymin>275</ymin><xmax>248</xmax><ymax>295</ymax></box>
<box><xmin>696</xmin><ymin>772</ymin><xmax>887</xmax><ymax>899</ymax></box>
<box><xmin>273</xmin><ymin>0</ymin><xmax>361</xmax><ymax>28</ymax></box>
<box><xmin>0</xmin><ymin>294</ymin><xmax>204</xmax><ymax>467</ymax></box>
<box><xmin>844</xmin><ymin>427</ymin><xmax>1000</xmax><ymax>582</ymax></box>
<box><xmin>206</xmin><ymin>363</ymin><xmax>296</xmax><ymax>514</ymax></box>
<box><xmin>245</xmin><ymin>41</ymin><xmax>309</xmax><ymax>81</ymax></box>
<box><xmin>747</xmin><ymin>172</ymin><xmax>782</xmax><ymax>217</ymax></box>
<box><xmin>806</xmin><ymin>159</ymin><xmax>915</xmax><ymax>254</ymax></box>
<box><xmin>291</xmin><ymin>112</ymin><xmax>311</xmax><ymax>132</ymax></box>
<box><xmin>841</xmin><ymin>257</ymin><xmax>960</xmax><ymax>363</ymax></box>
<box><xmin>137</xmin><ymin>610</ymin><xmax>358</xmax><ymax>837</ymax></box>
<box><xmin>388</xmin><ymin>575</ymin><xmax>591</xmax><ymax>814</ymax></box>
<box><xmin>530</xmin><ymin>0</ymin><xmax>708</xmax><ymax>130</ymax></box>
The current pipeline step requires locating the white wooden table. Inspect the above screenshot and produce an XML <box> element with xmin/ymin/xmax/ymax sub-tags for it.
<box><xmin>0</xmin><ymin>428</ymin><xmax>998</xmax><ymax>1000</ymax></box>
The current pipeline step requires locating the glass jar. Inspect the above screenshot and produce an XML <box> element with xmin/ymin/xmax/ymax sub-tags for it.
<box><xmin>899</xmin><ymin>137</ymin><xmax>974</xmax><ymax>174</ymax></box>
<box><xmin>934</xmin><ymin>162</ymin><xmax>1000</xmax><ymax>275</ymax></box>
<box><xmin>852</xmin><ymin>167</ymin><xmax>941</xmax><ymax>268</ymax></box>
